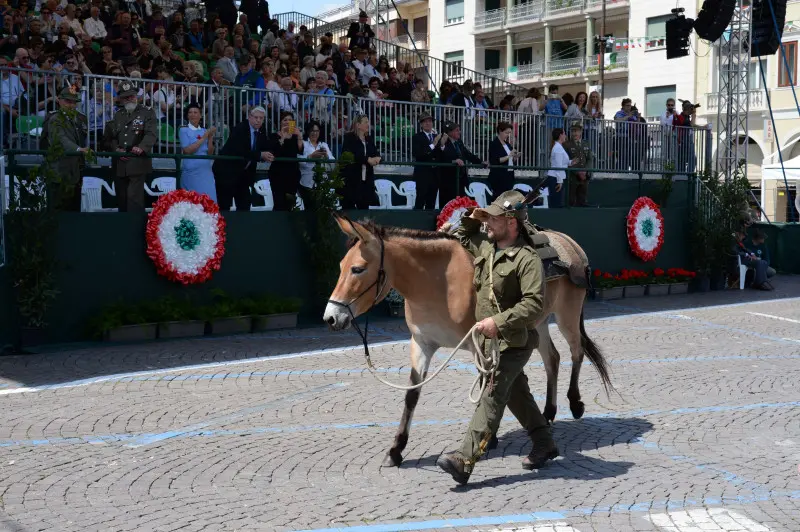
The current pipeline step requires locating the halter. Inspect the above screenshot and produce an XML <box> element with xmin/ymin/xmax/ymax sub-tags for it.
<box><xmin>326</xmin><ymin>234</ymin><xmax>387</xmax><ymax>369</ymax></box>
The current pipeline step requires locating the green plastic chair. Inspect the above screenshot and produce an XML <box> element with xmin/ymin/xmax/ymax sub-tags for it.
<box><xmin>158</xmin><ymin>123</ymin><xmax>175</xmax><ymax>143</ymax></box>
<box><xmin>393</xmin><ymin>116</ymin><xmax>414</xmax><ymax>137</ymax></box>
<box><xmin>91</xmin><ymin>42</ymin><xmax>101</xmax><ymax>53</ymax></box>
<box><xmin>15</xmin><ymin>115</ymin><xmax>44</xmax><ymax>135</ymax></box>
<box><xmin>189</xmin><ymin>52</ymin><xmax>205</xmax><ymax>62</ymax></box>
<box><xmin>173</xmin><ymin>51</ymin><xmax>186</xmax><ymax>60</ymax></box>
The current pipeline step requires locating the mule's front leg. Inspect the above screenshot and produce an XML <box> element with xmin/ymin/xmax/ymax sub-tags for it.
<box><xmin>536</xmin><ymin>322</ymin><xmax>561</xmax><ymax>423</ymax></box>
<box><xmin>382</xmin><ymin>337</ymin><xmax>435</xmax><ymax>467</ymax></box>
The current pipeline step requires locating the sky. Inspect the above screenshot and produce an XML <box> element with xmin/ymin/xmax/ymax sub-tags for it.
<box><xmin>268</xmin><ymin>0</ymin><xmax>349</xmax><ymax>17</ymax></box>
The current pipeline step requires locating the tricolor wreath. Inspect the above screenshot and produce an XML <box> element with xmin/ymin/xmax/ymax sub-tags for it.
<box><xmin>146</xmin><ymin>190</ymin><xmax>226</xmax><ymax>284</ymax></box>
<box><xmin>627</xmin><ymin>196</ymin><xmax>664</xmax><ymax>262</ymax></box>
<box><xmin>436</xmin><ymin>196</ymin><xmax>479</xmax><ymax>231</ymax></box>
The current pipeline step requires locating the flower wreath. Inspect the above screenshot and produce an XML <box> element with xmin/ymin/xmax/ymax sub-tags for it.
<box><xmin>146</xmin><ymin>190</ymin><xmax>226</xmax><ymax>284</ymax></box>
<box><xmin>627</xmin><ymin>196</ymin><xmax>664</xmax><ymax>262</ymax></box>
<box><xmin>436</xmin><ymin>196</ymin><xmax>479</xmax><ymax>231</ymax></box>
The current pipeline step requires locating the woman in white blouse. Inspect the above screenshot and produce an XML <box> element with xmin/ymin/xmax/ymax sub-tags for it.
<box><xmin>299</xmin><ymin>120</ymin><xmax>334</xmax><ymax>208</ymax></box>
<box><xmin>544</xmin><ymin>128</ymin><xmax>573</xmax><ymax>208</ymax></box>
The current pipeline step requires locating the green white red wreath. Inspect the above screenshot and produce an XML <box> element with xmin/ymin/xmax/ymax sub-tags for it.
<box><xmin>146</xmin><ymin>190</ymin><xmax>226</xmax><ymax>284</ymax></box>
<box><xmin>627</xmin><ymin>196</ymin><xmax>664</xmax><ymax>262</ymax></box>
<box><xmin>436</xmin><ymin>196</ymin><xmax>479</xmax><ymax>231</ymax></box>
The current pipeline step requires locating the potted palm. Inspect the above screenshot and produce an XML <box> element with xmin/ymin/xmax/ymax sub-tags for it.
<box><xmin>386</xmin><ymin>289</ymin><xmax>405</xmax><ymax>317</ymax></box>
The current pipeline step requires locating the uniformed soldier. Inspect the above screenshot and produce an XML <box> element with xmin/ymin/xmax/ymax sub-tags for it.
<box><xmin>562</xmin><ymin>122</ymin><xmax>593</xmax><ymax>207</ymax></box>
<box><xmin>437</xmin><ymin>190</ymin><xmax>558</xmax><ymax>485</ymax></box>
<box><xmin>102</xmin><ymin>81</ymin><xmax>157</xmax><ymax>212</ymax></box>
<box><xmin>42</xmin><ymin>85</ymin><xmax>89</xmax><ymax>211</ymax></box>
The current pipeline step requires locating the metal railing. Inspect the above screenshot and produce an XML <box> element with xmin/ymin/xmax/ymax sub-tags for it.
<box><xmin>706</xmin><ymin>89</ymin><xmax>766</xmax><ymax>113</ymax></box>
<box><xmin>272</xmin><ymin>11</ymin><xmax>529</xmax><ymax>102</ymax></box>
<box><xmin>0</xmin><ymin>67</ymin><xmax>711</xmax><ymax>180</ymax></box>
<box><xmin>491</xmin><ymin>52</ymin><xmax>628</xmax><ymax>83</ymax></box>
<box><xmin>479</xmin><ymin>0</ymin><xmax>628</xmax><ymax>29</ymax></box>
<box><xmin>474</xmin><ymin>8</ymin><xmax>507</xmax><ymax>30</ymax></box>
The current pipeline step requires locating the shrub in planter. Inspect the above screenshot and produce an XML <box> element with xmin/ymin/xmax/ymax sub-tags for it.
<box><xmin>385</xmin><ymin>289</ymin><xmax>405</xmax><ymax>317</ymax></box>
<box><xmin>87</xmin><ymin>302</ymin><xmax>159</xmax><ymax>343</ymax></box>
<box><xmin>199</xmin><ymin>291</ymin><xmax>253</xmax><ymax>336</ymax></box>
<box><xmin>153</xmin><ymin>296</ymin><xmax>207</xmax><ymax>339</ymax></box>
<box><xmin>592</xmin><ymin>270</ymin><xmax>625</xmax><ymax>300</ymax></box>
<box><xmin>665</xmin><ymin>268</ymin><xmax>696</xmax><ymax>294</ymax></box>
<box><xmin>241</xmin><ymin>295</ymin><xmax>303</xmax><ymax>332</ymax></box>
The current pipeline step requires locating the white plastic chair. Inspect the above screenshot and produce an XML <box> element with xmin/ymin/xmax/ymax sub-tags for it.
<box><xmin>737</xmin><ymin>255</ymin><xmax>749</xmax><ymax>290</ymax></box>
<box><xmin>81</xmin><ymin>177</ymin><xmax>117</xmax><ymax>212</ymax></box>
<box><xmin>531</xmin><ymin>185</ymin><xmax>549</xmax><ymax>209</ymax></box>
<box><xmin>370</xmin><ymin>179</ymin><xmax>396</xmax><ymax>209</ymax></box>
<box><xmin>252</xmin><ymin>179</ymin><xmax>274</xmax><ymax>211</ymax></box>
<box><xmin>295</xmin><ymin>195</ymin><xmax>304</xmax><ymax>210</ymax></box>
<box><xmin>398</xmin><ymin>181</ymin><xmax>416</xmax><ymax>209</ymax></box>
<box><xmin>513</xmin><ymin>183</ymin><xmax>533</xmax><ymax>194</ymax></box>
<box><xmin>145</xmin><ymin>176</ymin><xmax>176</xmax><ymax>197</ymax></box>
<box><xmin>464</xmin><ymin>182</ymin><xmax>493</xmax><ymax>208</ymax></box>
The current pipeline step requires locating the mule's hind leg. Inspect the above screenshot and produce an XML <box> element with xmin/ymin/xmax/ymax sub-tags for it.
<box><xmin>537</xmin><ymin>322</ymin><xmax>561</xmax><ymax>423</ymax></box>
<box><xmin>555</xmin><ymin>299</ymin><xmax>586</xmax><ymax>419</ymax></box>
<box><xmin>381</xmin><ymin>336</ymin><xmax>436</xmax><ymax>467</ymax></box>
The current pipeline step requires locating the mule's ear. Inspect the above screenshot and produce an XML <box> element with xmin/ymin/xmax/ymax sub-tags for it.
<box><xmin>332</xmin><ymin>213</ymin><xmax>375</xmax><ymax>244</ymax></box>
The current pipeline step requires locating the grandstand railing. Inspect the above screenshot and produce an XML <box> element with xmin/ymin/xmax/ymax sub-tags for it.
<box><xmin>0</xmin><ymin>67</ymin><xmax>711</xmax><ymax>177</ymax></box>
<box><xmin>271</xmin><ymin>11</ymin><xmax>529</xmax><ymax>102</ymax></box>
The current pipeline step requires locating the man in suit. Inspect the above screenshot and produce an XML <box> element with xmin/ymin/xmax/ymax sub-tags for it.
<box><xmin>412</xmin><ymin>112</ymin><xmax>443</xmax><ymax>210</ymax></box>
<box><xmin>438</xmin><ymin>121</ymin><xmax>485</xmax><ymax>206</ymax></box>
<box><xmin>212</xmin><ymin>106</ymin><xmax>274</xmax><ymax>211</ymax></box>
<box><xmin>347</xmin><ymin>11</ymin><xmax>374</xmax><ymax>51</ymax></box>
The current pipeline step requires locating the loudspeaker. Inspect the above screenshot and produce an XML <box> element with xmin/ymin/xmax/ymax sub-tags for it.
<box><xmin>751</xmin><ymin>0</ymin><xmax>787</xmax><ymax>56</ymax></box>
<box><xmin>666</xmin><ymin>15</ymin><xmax>695</xmax><ymax>59</ymax></box>
<box><xmin>694</xmin><ymin>0</ymin><xmax>737</xmax><ymax>42</ymax></box>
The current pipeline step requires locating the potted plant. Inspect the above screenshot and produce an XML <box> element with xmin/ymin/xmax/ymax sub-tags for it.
<box><xmin>385</xmin><ymin>289</ymin><xmax>405</xmax><ymax>317</ymax></box>
<box><xmin>667</xmin><ymin>268</ymin><xmax>696</xmax><ymax>294</ymax></box>
<box><xmin>246</xmin><ymin>294</ymin><xmax>303</xmax><ymax>332</ymax></box>
<box><xmin>155</xmin><ymin>296</ymin><xmax>207</xmax><ymax>339</ymax></box>
<box><xmin>201</xmin><ymin>289</ymin><xmax>253</xmax><ymax>336</ymax></box>
<box><xmin>620</xmin><ymin>269</ymin><xmax>650</xmax><ymax>298</ymax></box>
<box><xmin>647</xmin><ymin>268</ymin><xmax>671</xmax><ymax>296</ymax></box>
<box><xmin>592</xmin><ymin>270</ymin><xmax>624</xmax><ymax>300</ymax></box>
<box><xmin>88</xmin><ymin>302</ymin><xmax>159</xmax><ymax>343</ymax></box>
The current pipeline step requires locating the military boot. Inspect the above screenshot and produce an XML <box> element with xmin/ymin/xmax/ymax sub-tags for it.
<box><xmin>436</xmin><ymin>452</ymin><xmax>472</xmax><ymax>485</ymax></box>
<box><xmin>521</xmin><ymin>438</ymin><xmax>559</xmax><ymax>470</ymax></box>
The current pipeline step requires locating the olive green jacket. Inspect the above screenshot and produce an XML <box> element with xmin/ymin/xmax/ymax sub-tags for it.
<box><xmin>454</xmin><ymin>216</ymin><xmax>545</xmax><ymax>351</ymax></box>
<box><xmin>42</xmin><ymin>110</ymin><xmax>88</xmax><ymax>183</ymax></box>
<box><xmin>102</xmin><ymin>104</ymin><xmax>158</xmax><ymax>177</ymax></box>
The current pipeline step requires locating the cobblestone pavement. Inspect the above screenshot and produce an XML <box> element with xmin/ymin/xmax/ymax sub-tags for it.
<box><xmin>0</xmin><ymin>279</ymin><xmax>799</xmax><ymax>531</ymax></box>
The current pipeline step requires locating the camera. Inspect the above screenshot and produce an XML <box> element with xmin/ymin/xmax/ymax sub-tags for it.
<box><xmin>679</xmin><ymin>98</ymin><xmax>701</xmax><ymax>109</ymax></box>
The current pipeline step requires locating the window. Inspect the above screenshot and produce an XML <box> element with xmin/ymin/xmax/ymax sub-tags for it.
<box><xmin>778</xmin><ymin>41</ymin><xmax>797</xmax><ymax>87</ymax></box>
<box><xmin>485</xmin><ymin>49</ymin><xmax>501</xmax><ymax>70</ymax></box>
<box><xmin>444</xmin><ymin>51</ymin><xmax>464</xmax><ymax>78</ymax></box>
<box><xmin>749</xmin><ymin>58</ymin><xmax>767</xmax><ymax>89</ymax></box>
<box><xmin>646</xmin><ymin>15</ymin><xmax>671</xmax><ymax>49</ymax></box>
<box><xmin>515</xmin><ymin>47</ymin><xmax>533</xmax><ymax>65</ymax></box>
<box><xmin>445</xmin><ymin>0</ymin><xmax>464</xmax><ymax>25</ymax></box>
<box><xmin>645</xmin><ymin>85</ymin><xmax>676</xmax><ymax>119</ymax></box>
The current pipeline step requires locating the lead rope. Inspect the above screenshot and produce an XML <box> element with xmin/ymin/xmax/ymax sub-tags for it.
<box><xmin>364</xmin><ymin>324</ymin><xmax>500</xmax><ymax>404</ymax></box>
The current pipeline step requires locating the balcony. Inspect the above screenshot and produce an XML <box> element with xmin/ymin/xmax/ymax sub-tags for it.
<box><xmin>474</xmin><ymin>8</ymin><xmax>506</xmax><ymax>32</ymax></box>
<box><xmin>705</xmin><ymin>89</ymin><xmax>766</xmax><ymax>113</ymax></box>
<box><xmin>545</xmin><ymin>0</ymin><xmax>583</xmax><ymax>19</ymax></box>
<box><xmin>508</xmin><ymin>0</ymin><xmax>544</xmax><ymax>26</ymax></box>
<box><xmin>495</xmin><ymin>51</ymin><xmax>628</xmax><ymax>83</ymax></box>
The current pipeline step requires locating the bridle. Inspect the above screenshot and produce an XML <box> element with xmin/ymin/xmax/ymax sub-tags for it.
<box><xmin>326</xmin><ymin>231</ymin><xmax>387</xmax><ymax>369</ymax></box>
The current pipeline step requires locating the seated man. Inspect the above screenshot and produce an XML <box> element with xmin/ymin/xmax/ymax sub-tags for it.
<box><xmin>747</xmin><ymin>228</ymin><xmax>776</xmax><ymax>280</ymax></box>
<box><xmin>732</xmin><ymin>229</ymin><xmax>773</xmax><ymax>291</ymax></box>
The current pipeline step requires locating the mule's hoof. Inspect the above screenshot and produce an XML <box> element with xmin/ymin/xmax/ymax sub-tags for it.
<box><xmin>543</xmin><ymin>404</ymin><xmax>557</xmax><ymax>423</ymax></box>
<box><xmin>570</xmin><ymin>401</ymin><xmax>585</xmax><ymax>419</ymax></box>
<box><xmin>487</xmin><ymin>434</ymin><xmax>499</xmax><ymax>450</ymax></box>
<box><xmin>381</xmin><ymin>451</ymin><xmax>403</xmax><ymax>467</ymax></box>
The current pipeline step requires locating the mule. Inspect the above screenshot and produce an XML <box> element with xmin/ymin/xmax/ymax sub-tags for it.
<box><xmin>323</xmin><ymin>213</ymin><xmax>612</xmax><ymax>467</ymax></box>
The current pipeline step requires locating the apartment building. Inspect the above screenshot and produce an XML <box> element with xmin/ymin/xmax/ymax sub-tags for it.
<box><xmin>696</xmin><ymin>0</ymin><xmax>800</xmax><ymax>221</ymax></box>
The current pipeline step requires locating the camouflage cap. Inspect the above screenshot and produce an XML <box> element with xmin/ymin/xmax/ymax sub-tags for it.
<box><xmin>472</xmin><ymin>189</ymin><xmax>529</xmax><ymax>221</ymax></box>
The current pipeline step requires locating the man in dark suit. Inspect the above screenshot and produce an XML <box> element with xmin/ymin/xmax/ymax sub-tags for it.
<box><xmin>438</xmin><ymin>121</ymin><xmax>485</xmax><ymax>206</ymax></box>
<box><xmin>347</xmin><ymin>11</ymin><xmax>374</xmax><ymax>51</ymax></box>
<box><xmin>212</xmin><ymin>106</ymin><xmax>274</xmax><ymax>211</ymax></box>
<box><xmin>412</xmin><ymin>112</ymin><xmax>443</xmax><ymax>210</ymax></box>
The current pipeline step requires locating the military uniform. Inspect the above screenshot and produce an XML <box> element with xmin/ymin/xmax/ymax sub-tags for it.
<box><xmin>563</xmin><ymin>127</ymin><xmax>593</xmax><ymax>206</ymax></box>
<box><xmin>437</xmin><ymin>190</ymin><xmax>558</xmax><ymax>485</ymax></box>
<box><xmin>102</xmin><ymin>81</ymin><xmax>157</xmax><ymax>212</ymax></box>
<box><xmin>42</xmin><ymin>86</ymin><xmax>88</xmax><ymax>211</ymax></box>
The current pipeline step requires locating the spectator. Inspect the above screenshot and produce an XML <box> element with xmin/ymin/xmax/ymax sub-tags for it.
<box><xmin>0</xmin><ymin>56</ymin><xmax>25</xmax><ymax>143</ymax></box>
<box><xmin>108</xmin><ymin>11</ymin><xmax>137</xmax><ymax>58</ymax></box>
<box><xmin>102</xmin><ymin>81</ymin><xmax>157</xmax><ymax>212</ymax></box>
<box><xmin>84</xmin><ymin>5</ymin><xmax>108</xmax><ymax>41</ymax></box>
<box><xmin>488</xmin><ymin>121</ymin><xmax>519</xmax><ymax>200</ymax></box>
<box><xmin>42</xmin><ymin>86</ymin><xmax>88</xmax><ymax>211</ymax></box>
<box><xmin>437</xmin><ymin>120</ymin><xmax>484</xmax><ymax>206</ymax></box>
<box><xmin>264</xmin><ymin>111</ymin><xmax>304</xmax><ymax>211</ymax></box>
<box><xmin>234</xmin><ymin>53</ymin><xmax>264</xmax><ymax>111</ymax></box>
<box><xmin>674</xmin><ymin>99</ymin><xmax>697</xmax><ymax>172</ymax></box>
<box><xmin>186</xmin><ymin>18</ymin><xmax>209</xmax><ymax>59</ymax></box>
<box><xmin>383</xmin><ymin>67</ymin><xmax>411</xmax><ymax>102</ymax></box>
<box><xmin>216</xmin><ymin>45</ymin><xmax>237</xmax><ymax>83</ymax></box>
<box><xmin>180</xmin><ymin>101</ymin><xmax>218</xmax><ymax>201</ymax></box>
<box><xmin>544</xmin><ymin>127</ymin><xmax>570</xmax><ymax>208</ymax></box>
<box><xmin>614</xmin><ymin>98</ymin><xmax>639</xmax><ymax>170</ymax></box>
<box><xmin>733</xmin><ymin>228</ymin><xmax>774</xmax><ymax>291</ymax></box>
<box><xmin>340</xmin><ymin>113</ymin><xmax>380</xmax><ymax>209</ymax></box>
<box><xmin>299</xmin><ymin>55</ymin><xmax>316</xmax><ymax>87</ymax></box>
<box><xmin>412</xmin><ymin>112</ymin><xmax>443</xmax><ymax>210</ymax></box>
<box><xmin>274</xmin><ymin>75</ymin><xmax>298</xmax><ymax>113</ymax></box>
<box><xmin>347</xmin><ymin>11</ymin><xmax>374</xmax><ymax>51</ymax></box>
<box><xmin>299</xmin><ymin>119</ymin><xmax>333</xmax><ymax>208</ymax></box>
<box><xmin>359</xmin><ymin>53</ymin><xmax>378</xmax><ymax>86</ymax></box>
<box><xmin>563</xmin><ymin>123</ymin><xmax>592</xmax><ymax>207</ymax></box>
<box><xmin>747</xmin><ymin>229</ymin><xmax>776</xmax><ymax>279</ymax></box>
<box><xmin>544</xmin><ymin>84</ymin><xmax>567</xmax><ymax>130</ymax></box>
<box><xmin>212</xmin><ymin>105</ymin><xmax>273</xmax><ymax>211</ymax></box>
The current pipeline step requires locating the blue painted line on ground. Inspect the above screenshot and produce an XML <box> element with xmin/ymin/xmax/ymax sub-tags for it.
<box><xmin>123</xmin><ymin>382</ymin><xmax>348</xmax><ymax>448</ymax></box>
<box><xmin>2</xmin><ymin>399</ymin><xmax>798</xmax><ymax>449</ymax></box>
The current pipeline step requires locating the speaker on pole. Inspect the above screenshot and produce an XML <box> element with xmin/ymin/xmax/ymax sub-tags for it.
<box><xmin>694</xmin><ymin>0</ymin><xmax>736</xmax><ymax>43</ymax></box>
<box><xmin>666</xmin><ymin>9</ymin><xmax>695</xmax><ymax>59</ymax></box>
<box><xmin>752</xmin><ymin>0</ymin><xmax>788</xmax><ymax>56</ymax></box>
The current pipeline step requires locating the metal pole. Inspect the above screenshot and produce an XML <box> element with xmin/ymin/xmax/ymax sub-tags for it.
<box><xmin>599</xmin><ymin>0</ymin><xmax>606</xmax><ymax>103</ymax></box>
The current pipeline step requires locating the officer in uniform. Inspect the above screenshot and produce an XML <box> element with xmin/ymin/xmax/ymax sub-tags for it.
<box><xmin>563</xmin><ymin>122</ymin><xmax>593</xmax><ymax>206</ymax></box>
<box><xmin>437</xmin><ymin>190</ymin><xmax>559</xmax><ymax>485</ymax></box>
<box><xmin>102</xmin><ymin>81</ymin><xmax>157</xmax><ymax>212</ymax></box>
<box><xmin>42</xmin><ymin>85</ymin><xmax>89</xmax><ymax>211</ymax></box>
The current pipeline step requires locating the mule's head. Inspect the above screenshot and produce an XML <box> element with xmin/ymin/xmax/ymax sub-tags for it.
<box><xmin>323</xmin><ymin>214</ymin><xmax>391</xmax><ymax>330</ymax></box>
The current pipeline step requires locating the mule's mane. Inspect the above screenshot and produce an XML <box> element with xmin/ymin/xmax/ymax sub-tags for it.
<box><xmin>345</xmin><ymin>218</ymin><xmax>458</xmax><ymax>248</ymax></box>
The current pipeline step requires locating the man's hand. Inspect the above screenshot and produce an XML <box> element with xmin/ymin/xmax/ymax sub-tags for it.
<box><xmin>475</xmin><ymin>317</ymin><xmax>499</xmax><ymax>339</ymax></box>
<box><xmin>262</xmin><ymin>151</ymin><xmax>275</xmax><ymax>162</ymax></box>
<box><xmin>117</xmin><ymin>147</ymin><xmax>129</xmax><ymax>161</ymax></box>
<box><xmin>367</xmin><ymin>156</ymin><xmax>381</xmax><ymax>166</ymax></box>
<box><xmin>131</xmin><ymin>146</ymin><xmax>144</xmax><ymax>155</ymax></box>
<box><xmin>455</xmin><ymin>159</ymin><xmax>465</xmax><ymax>167</ymax></box>
<box><xmin>555</xmin><ymin>183</ymin><xmax>562</xmax><ymax>192</ymax></box>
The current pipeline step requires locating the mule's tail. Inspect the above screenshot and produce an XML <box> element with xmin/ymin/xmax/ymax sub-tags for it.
<box><xmin>579</xmin><ymin>309</ymin><xmax>614</xmax><ymax>395</ymax></box>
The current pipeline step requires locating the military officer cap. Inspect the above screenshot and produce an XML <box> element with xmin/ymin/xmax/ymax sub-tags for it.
<box><xmin>471</xmin><ymin>190</ymin><xmax>529</xmax><ymax>222</ymax></box>
<box><xmin>118</xmin><ymin>81</ymin><xmax>138</xmax><ymax>99</ymax></box>
<box><xmin>569</xmin><ymin>122</ymin><xmax>583</xmax><ymax>131</ymax></box>
<box><xmin>443</xmin><ymin>120</ymin><xmax>459</xmax><ymax>133</ymax></box>
<box><xmin>58</xmin><ymin>85</ymin><xmax>81</xmax><ymax>102</ymax></box>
